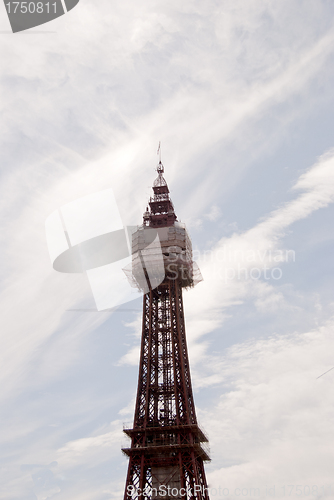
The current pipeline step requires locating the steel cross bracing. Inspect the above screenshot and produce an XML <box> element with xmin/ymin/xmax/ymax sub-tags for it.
<box><xmin>122</xmin><ymin>161</ymin><xmax>210</xmax><ymax>500</ymax></box>
<box><xmin>122</xmin><ymin>280</ymin><xmax>210</xmax><ymax>500</ymax></box>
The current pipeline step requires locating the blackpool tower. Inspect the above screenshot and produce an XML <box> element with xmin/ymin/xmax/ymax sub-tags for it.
<box><xmin>122</xmin><ymin>161</ymin><xmax>210</xmax><ymax>500</ymax></box>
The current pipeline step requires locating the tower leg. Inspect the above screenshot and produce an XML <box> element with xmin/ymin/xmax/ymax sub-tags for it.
<box><xmin>122</xmin><ymin>282</ymin><xmax>210</xmax><ymax>500</ymax></box>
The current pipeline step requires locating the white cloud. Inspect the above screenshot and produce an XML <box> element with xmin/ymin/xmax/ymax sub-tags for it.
<box><xmin>203</xmin><ymin>318</ymin><xmax>334</xmax><ymax>497</ymax></box>
<box><xmin>56</xmin><ymin>424</ymin><xmax>122</xmax><ymax>468</ymax></box>
<box><xmin>117</xmin><ymin>344</ymin><xmax>141</xmax><ymax>367</ymax></box>
<box><xmin>183</xmin><ymin>150</ymin><xmax>334</xmax><ymax>348</ymax></box>
<box><xmin>1</xmin><ymin>0</ymin><xmax>334</xmax><ymax>497</ymax></box>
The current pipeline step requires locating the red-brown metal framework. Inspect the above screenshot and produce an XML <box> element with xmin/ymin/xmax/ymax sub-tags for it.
<box><xmin>122</xmin><ymin>162</ymin><xmax>210</xmax><ymax>500</ymax></box>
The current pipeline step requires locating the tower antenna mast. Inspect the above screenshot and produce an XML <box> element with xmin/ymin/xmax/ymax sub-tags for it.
<box><xmin>157</xmin><ymin>141</ymin><xmax>162</xmax><ymax>163</ymax></box>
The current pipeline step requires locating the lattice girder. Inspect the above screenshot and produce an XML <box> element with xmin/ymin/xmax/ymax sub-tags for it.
<box><xmin>123</xmin><ymin>279</ymin><xmax>210</xmax><ymax>500</ymax></box>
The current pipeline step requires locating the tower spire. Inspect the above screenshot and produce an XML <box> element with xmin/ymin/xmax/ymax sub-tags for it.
<box><xmin>157</xmin><ymin>140</ymin><xmax>162</xmax><ymax>163</ymax></box>
<box><xmin>143</xmin><ymin>159</ymin><xmax>177</xmax><ymax>227</ymax></box>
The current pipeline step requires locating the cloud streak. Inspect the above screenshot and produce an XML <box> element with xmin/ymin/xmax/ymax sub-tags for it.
<box><xmin>183</xmin><ymin>149</ymin><xmax>334</xmax><ymax>351</ymax></box>
<box><xmin>1</xmin><ymin>0</ymin><xmax>334</xmax><ymax>498</ymax></box>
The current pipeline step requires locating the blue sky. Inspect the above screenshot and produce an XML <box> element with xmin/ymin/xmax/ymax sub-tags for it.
<box><xmin>1</xmin><ymin>1</ymin><xmax>334</xmax><ymax>499</ymax></box>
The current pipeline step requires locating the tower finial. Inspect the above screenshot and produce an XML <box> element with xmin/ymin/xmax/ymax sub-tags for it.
<box><xmin>143</xmin><ymin>154</ymin><xmax>177</xmax><ymax>227</ymax></box>
<box><xmin>157</xmin><ymin>141</ymin><xmax>162</xmax><ymax>164</ymax></box>
<box><xmin>156</xmin><ymin>141</ymin><xmax>164</xmax><ymax>175</ymax></box>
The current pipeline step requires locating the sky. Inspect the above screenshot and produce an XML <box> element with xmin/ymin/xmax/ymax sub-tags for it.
<box><xmin>1</xmin><ymin>0</ymin><xmax>334</xmax><ymax>499</ymax></box>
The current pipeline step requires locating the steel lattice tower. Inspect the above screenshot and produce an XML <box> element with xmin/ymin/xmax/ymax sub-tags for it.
<box><xmin>122</xmin><ymin>161</ymin><xmax>210</xmax><ymax>500</ymax></box>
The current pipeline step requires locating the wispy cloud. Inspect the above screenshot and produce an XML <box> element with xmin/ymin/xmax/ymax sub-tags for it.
<box><xmin>1</xmin><ymin>0</ymin><xmax>334</xmax><ymax>497</ymax></box>
<box><xmin>183</xmin><ymin>150</ymin><xmax>334</xmax><ymax>354</ymax></box>
<box><xmin>56</xmin><ymin>424</ymin><xmax>122</xmax><ymax>467</ymax></box>
<box><xmin>203</xmin><ymin>317</ymin><xmax>334</xmax><ymax>495</ymax></box>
